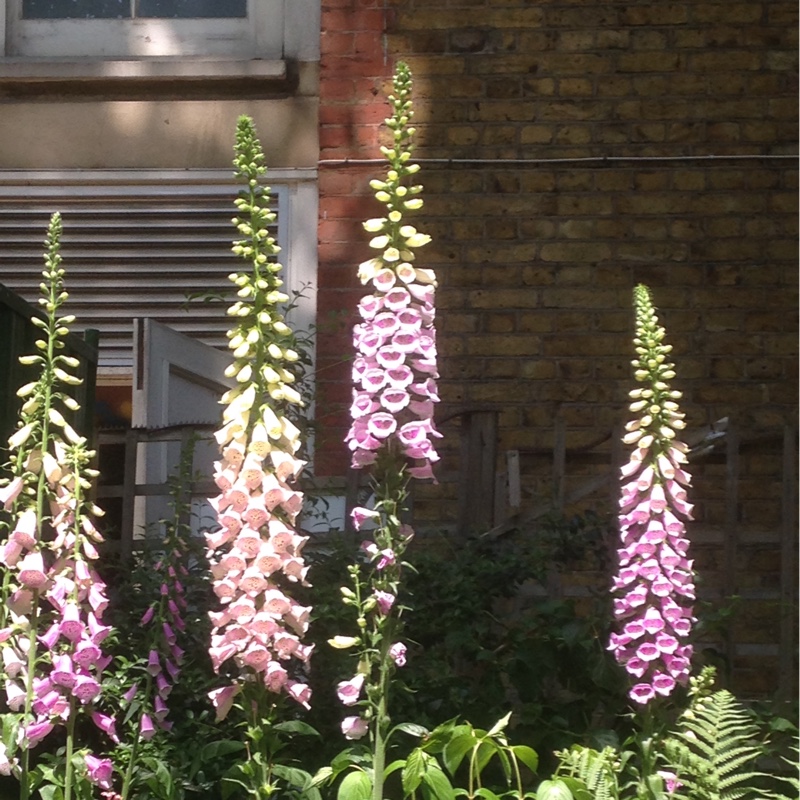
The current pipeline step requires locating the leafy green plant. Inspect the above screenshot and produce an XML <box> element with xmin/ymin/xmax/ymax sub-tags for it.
<box><xmin>397</xmin><ymin>516</ymin><xmax>627</xmax><ymax>758</ymax></box>
<box><xmin>541</xmin><ymin>745</ymin><xmax>622</xmax><ymax>800</ymax></box>
<box><xmin>408</xmin><ymin>713</ymin><xmax>539</xmax><ymax>800</ymax></box>
<box><xmin>662</xmin><ymin>669</ymin><xmax>795</xmax><ymax>800</ymax></box>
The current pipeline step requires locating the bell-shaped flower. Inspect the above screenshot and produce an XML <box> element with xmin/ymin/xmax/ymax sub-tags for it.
<box><xmin>341</xmin><ymin>716</ymin><xmax>369</xmax><ymax>740</ymax></box>
<box><xmin>17</xmin><ymin>551</ymin><xmax>48</xmax><ymax>589</ymax></box>
<box><xmin>84</xmin><ymin>754</ymin><xmax>114</xmax><ymax>790</ymax></box>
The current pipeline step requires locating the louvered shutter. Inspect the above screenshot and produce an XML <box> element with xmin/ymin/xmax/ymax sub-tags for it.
<box><xmin>0</xmin><ymin>172</ymin><xmax>288</xmax><ymax>371</ymax></box>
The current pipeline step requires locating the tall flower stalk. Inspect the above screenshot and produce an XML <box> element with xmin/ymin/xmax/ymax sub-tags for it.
<box><xmin>609</xmin><ymin>284</ymin><xmax>695</xmax><ymax>707</ymax></box>
<box><xmin>204</xmin><ymin>116</ymin><xmax>312</xmax><ymax>794</ymax></box>
<box><xmin>0</xmin><ymin>213</ymin><xmax>115</xmax><ymax>799</ymax></box>
<box><xmin>334</xmin><ymin>62</ymin><xmax>440</xmax><ymax>800</ymax></box>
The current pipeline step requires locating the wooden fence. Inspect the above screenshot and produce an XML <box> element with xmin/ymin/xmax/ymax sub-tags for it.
<box><xmin>443</xmin><ymin>405</ymin><xmax>797</xmax><ymax>699</ymax></box>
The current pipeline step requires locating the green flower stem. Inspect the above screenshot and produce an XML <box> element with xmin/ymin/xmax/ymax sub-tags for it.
<box><xmin>64</xmin><ymin>450</ymin><xmax>85</xmax><ymax>800</ymax></box>
<box><xmin>637</xmin><ymin>707</ymin><xmax>655</xmax><ymax>800</ymax></box>
<box><xmin>120</xmin><ymin>670</ymin><xmax>154</xmax><ymax>800</ymax></box>
<box><xmin>19</xmin><ymin>591</ymin><xmax>40</xmax><ymax>800</ymax></box>
<box><xmin>510</xmin><ymin>752</ymin><xmax>524</xmax><ymax>800</ymax></box>
<box><xmin>64</xmin><ymin>697</ymin><xmax>77</xmax><ymax>800</ymax></box>
<box><xmin>371</xmin><ymin>647</ymin><xmax>391</xmax><ymax>800</ymax></box>
<box><xmin>245</xmin><ymin>687</ymin><xmax>274</xmax><ymax>799</ymax></box>
<box><xmin>365</xmin><ymin>452</ymin><xmax>409</xmax><ymax>800</ymax></box>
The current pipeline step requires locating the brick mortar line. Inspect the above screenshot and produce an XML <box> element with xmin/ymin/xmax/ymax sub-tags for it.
<box><xmin>319</xmin><ymin>153</ymin><xmax>797</xmax><ymax>166</ymax></box>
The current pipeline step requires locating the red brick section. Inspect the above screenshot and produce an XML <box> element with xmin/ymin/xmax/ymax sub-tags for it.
<box><xmin>316</xmin><ymin>0</ymin><xmax>393</xmax><ymax>474</ymax></box>
<box><xmin>318</xmin><ymin>0</ymin><xmax>798</xmax><ymax>696</ymax></box>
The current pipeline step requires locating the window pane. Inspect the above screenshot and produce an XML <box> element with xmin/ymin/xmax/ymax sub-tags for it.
<box><xmin>23</xmin><ymin>0</ymin><xmax>129</xmax><ymax>18</ymax></box>
<box><xmin>136</xmin><ymin>0</ymin><xmax>246</xmax><ymax>17</ymax></box>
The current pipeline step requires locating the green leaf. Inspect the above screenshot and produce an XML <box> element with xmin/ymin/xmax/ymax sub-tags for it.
<box><xmin>39</xmin><ymin>787</ymin><xmax>63</xmax><ymax>800</ymax></box>
<box><xmin>393</xmin><ymin>722</ymin><xmax>431</xmax><ymax>738</ymax></box>
<box><xmin>535</xmin><ymin>780</ymin><xmax>574</xmax><ymax>800</ymax></box>
<box><xmin>557</xmin><ymin>777</ymin><xmax>590</xmax><ymax>800</ymax></box>
<box><xmin>190</xmin><ymin>739</ymin><xmax>247</xmax><ymax>778</ymax></box>
<box><xmin>403</xmin><ymin>748</ymin><xmax>427</xmax><ymax>796</ymax></box>
<box><xmin>769</xmin><ymin>717</ymin><xmax>798</xmax><ymax>733</ymax></box>
<box><xmin>312</xmin><ymin>766</ymin><xmax>334</xmax><ymax>787</ymax></box>
<box><xmin>476</xmin><ymin>740</ymin><xmax>499</xmax><ymax>774</ymax></box>
<box><xmin>2</xmin><ymin>714</ymin><xmax>19</xmax><ymax>749</ymax></box>
<box><xmin>274</xmin><ymin>720</ymin><xmax>322</xmax><ymax>738</ymax></box>
<box><xmin>141</xmin><ymin>756</ymin><xmax>173</xmax><ymax>797</ymax></box>
<box><xmin>273</xmin><ymin>764</ymin><xmax>316</xmax><ymax>789</ymax></box>
<box><xmin>424</xmin><ymin>721</ymin><xmax>472</xmax><ymax>754</ymax></box>
<box><xmin>221</xmin><ymin>774</ymin><xmax>253</xmax><ymax>800</ymax></box>
<box><xmin>443</xmin><ymin>734</ymin><xmax>477</xmax><ymax>777</ymax></box>
<box><xmin>385</xmin><ymin>759</ymin><xmax>407</xmax><ymax>778</ymax></box>
<box><xmin>338</xmin><ymin>770</ymin><xmax>372</xmax><ymax>800</ymax></box>
<box><xmin>421</xmin><ymin>766</ymin><xmax>455</xmax><ymax>800</ymax></box>
<box><xmin>511</xmin><ymin>745</ymin><xmax>539</xmax><ymax>775</ymax></box>
<box><xmin>475</xmin><ymin>788</ymin><xmax>501</xmax><ymax>800</ymax></box>
<box><xmin>487</xmin><ymin>712</ymin><xmax>512</xmax><ymax>738</ymax></box>
<box><xmin>494</xmin><ymin>745</ymin><xmax>512</xmax><ymax>783</ymax></box>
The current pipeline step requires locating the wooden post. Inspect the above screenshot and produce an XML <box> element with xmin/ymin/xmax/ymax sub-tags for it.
<box><xmin>119</xmin><ymin>428</ymin><xmax>139</xmax><ymax>565</ymax></box>
<box><xmin>457</xmin><ymin>410</ymin><xmax>498</xmax><ymax>536</ymax></box>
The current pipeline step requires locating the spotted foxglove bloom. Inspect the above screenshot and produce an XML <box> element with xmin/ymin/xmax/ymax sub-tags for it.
<box><xmin>345</xmin><ymin>62</ymin><xmax>442</xmax><ymax>482</ymax></box>
<box><xmin>609</xmin><ymin>285</ymin><xmax>695</xmax><ymax>704</ymax></box>
<box><xmin>205</xmin><ymin>117</ymin><xmax>311</xmax><ymax>715</ymax></box>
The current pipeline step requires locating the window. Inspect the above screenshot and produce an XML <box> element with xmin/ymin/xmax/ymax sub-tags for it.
<box><xmin>2</xmin><ymin>0</ymin><xmax>319</xmax><ymax>60</ymax></box>
<box><xmin>22</xmin><ymin>1</ymin><xmax>247</xmax><ymax>19</ymax></box>
<box><xmin>0</xmin><ymin>169</ymin><xmax>318</xmax><ymax>376</ymax></box>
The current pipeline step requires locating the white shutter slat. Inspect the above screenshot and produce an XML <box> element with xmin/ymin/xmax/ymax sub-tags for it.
<box><xmin>0</xmin><ymin>176</ymin><xmax>284</xmax><ymax>370</ymax></box>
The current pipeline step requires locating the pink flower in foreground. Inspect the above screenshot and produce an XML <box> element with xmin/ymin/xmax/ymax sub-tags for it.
<box><xmin>657</xmin><ymin>770</ymin><xmax>683</xmax><ymax>794</ymax></box>
<box><xmin>609</xmin><ymin>286</ymin><xmax>695</xmax><ymax>705</ymax></box>
<box><xmin>85</xmin><ymin>753</ymin><xmax>114</xmax><ymax>790</ymax></box>
<box><xmin>341</xmin><ymin>716</ymin><xmax>369</xmax><ymax>740</ymax></box>
<box><xmin>208</xmin><ymin>684</ymin><xmax>242</xmax><ymax>722</ymax></box>
<box><xmin>336</xmin><ymin>674</ymin><xmax>365</xmax><ymax>706</ymax></box>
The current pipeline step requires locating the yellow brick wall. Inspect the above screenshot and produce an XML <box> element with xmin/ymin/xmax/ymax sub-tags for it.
<box><xmin>319</xmin><ymin>0</ymin><xmax>798</xmax><ymax>697</ymax></box>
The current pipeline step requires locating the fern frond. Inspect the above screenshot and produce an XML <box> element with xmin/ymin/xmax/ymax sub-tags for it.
<box><xmin>553</xmin><ymin>745</ymin><xmax>620</xmax><ymax>799</ymax></box>
<box><xmin>663</xmin><ymin>689</ymin><xmax>786</xmax><ymax>800</ymax></box>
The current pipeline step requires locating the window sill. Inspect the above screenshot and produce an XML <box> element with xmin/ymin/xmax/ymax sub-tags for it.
<box><xmin>0</xmin><ymin>57</ymin><xmax>290</xmax><ymax>97</ymax></box>
<box><xmin>0</xmin><ymin>57</ymin><xmax>285</xmax><ymax>81</ymax></box>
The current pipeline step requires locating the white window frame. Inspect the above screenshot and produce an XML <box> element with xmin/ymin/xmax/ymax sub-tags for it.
<box><xmin>0</xmin><ymin>168</ymin><xmax>318</xmax><ymax>377</ymax></box>
<box><xmin>0</xmin><ymin>0</ymin><xmax>320</xmax><ymax>61</ymax></box>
